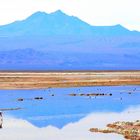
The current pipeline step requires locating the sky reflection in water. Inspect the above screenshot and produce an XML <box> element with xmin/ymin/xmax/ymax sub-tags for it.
<box><xmin>0</xmin><ymin>86</ymin><xmax>140</xmax><ymax>140</ymax></box>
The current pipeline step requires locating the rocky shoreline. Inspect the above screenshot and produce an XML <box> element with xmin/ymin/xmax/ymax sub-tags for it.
<box><xmin>90</xmin><ymin>120</ymin><xmax>140</xmax><ymax>140</ymax></box>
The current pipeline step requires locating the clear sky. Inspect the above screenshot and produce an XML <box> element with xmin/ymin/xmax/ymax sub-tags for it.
<box><xmin>0</xmin><ymin>0</ymin><xmax>140</xmax><ymax>31</ymax></box>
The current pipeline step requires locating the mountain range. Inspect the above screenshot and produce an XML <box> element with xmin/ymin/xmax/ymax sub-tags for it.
<box><xmin>0</xmin><ymin>10</ymin><xmax>140</xmax><ymax>70</ymax></box>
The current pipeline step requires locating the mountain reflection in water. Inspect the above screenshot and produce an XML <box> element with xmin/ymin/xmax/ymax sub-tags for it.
<box><xmin>0</xmin><ymin>86</ymin><xmax>140</xmax><ymax>140</ymax></box>
<box><xmin>1</xmin><ymin>106</ymin><xmax>140</xmax><ymax>140</ymax></box>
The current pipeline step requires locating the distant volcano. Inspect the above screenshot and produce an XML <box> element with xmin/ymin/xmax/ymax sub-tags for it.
<box><xmin>0</xmin><ymin>10</ymin><xmax>137</xmax><ymax>37</ymax></box>
<box><xmin>0</xmin><ymin>10</ymin><xmax>140</xmax><ymax>70</ymax></box>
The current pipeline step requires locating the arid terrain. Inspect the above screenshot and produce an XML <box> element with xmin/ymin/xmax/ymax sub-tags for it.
<box><xmin>0</xmin><ymin>71</ymin><xmax>140</xmax><ymax>89</ymax></box>
<box><xmin>90</xmin><ymin>120</ymin><xmax>140</xmax><ymax>140</ymax></box>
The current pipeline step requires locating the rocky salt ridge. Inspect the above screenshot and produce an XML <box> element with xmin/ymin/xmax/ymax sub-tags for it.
<box><xmin>90</xmin><ymin>120</ymin><xmax>140</xmax><ymax>140</ymax></box>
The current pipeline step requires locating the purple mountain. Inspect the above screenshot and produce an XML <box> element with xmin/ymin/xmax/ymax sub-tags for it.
<box><xmin>0</xmin><ymin>10</ymin><xmax>140</xmax><ymax>70</ymax></box>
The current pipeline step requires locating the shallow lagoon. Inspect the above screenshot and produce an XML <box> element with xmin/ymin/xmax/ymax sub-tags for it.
<box><xmin>0</xmin><ymin>86</ymin><xmax>140</xmax><ymax>140</ymax></box>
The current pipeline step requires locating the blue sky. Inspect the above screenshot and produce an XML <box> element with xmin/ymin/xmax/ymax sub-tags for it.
<box><xmin>0</xmin><ymin>0</ymin><xmax>140</xmax><ymax>31</ymax></box>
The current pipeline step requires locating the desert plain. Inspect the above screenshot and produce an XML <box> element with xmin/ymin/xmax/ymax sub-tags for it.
<box><xmin>0</xmin><ymin>71</ymin><xmax>140</xmax><ymax>89</ymax></box>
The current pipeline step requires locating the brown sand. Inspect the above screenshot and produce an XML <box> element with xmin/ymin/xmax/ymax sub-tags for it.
<box><xmin>0</xmin><ymin>71</ymin><xmax>140</xmax><ymax>89</ymax></box>
<box><xmin>90</xmin><ymin>120</ymin><xmax>140</xmax><ymax>140</ymax></box>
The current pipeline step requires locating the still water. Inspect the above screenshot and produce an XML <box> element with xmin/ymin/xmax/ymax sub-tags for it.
<box><xmin>0</xmin><ymin>86</ymin><xmax>140</xmax><ymax>140</ymax></box>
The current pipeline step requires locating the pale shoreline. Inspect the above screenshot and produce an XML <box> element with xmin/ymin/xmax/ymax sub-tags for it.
<box><xmin>0</xmin><ymin>71</ymin><xmax>140</xmax><ymax>89</ymax></box>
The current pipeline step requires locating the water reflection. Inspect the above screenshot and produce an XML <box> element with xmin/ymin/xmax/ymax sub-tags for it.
<box><xmin>1</xmin><ymin>106</ymin><xmax>140</xmax><ymax>140</ymax></box>
<box><xmin>0</xmin><ymin>86</ymin><xmax>140</xmax><ymax>139</ymax></box>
